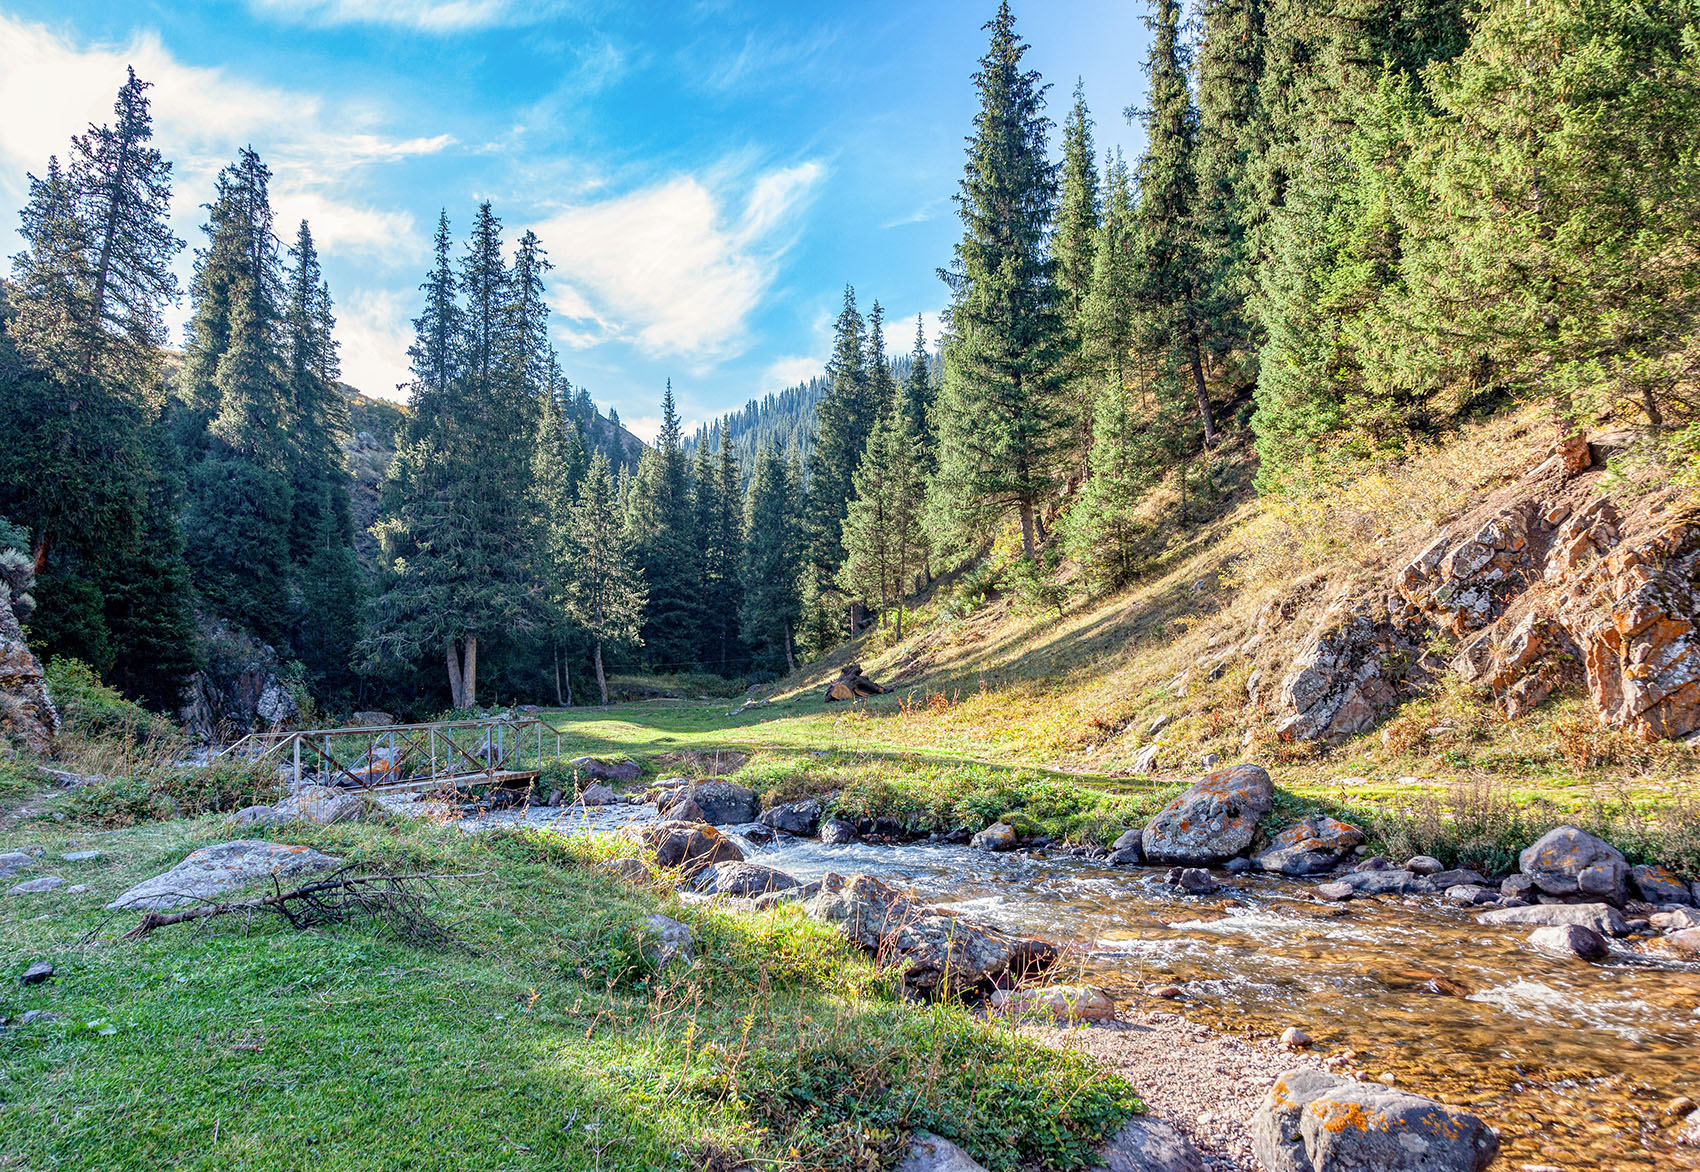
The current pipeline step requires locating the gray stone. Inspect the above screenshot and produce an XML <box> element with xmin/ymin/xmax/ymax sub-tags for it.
<box><xmin>1528</xmin><ymin>923</ymin><xmax>1610</xmax><ymax>962</ymax></box>
<box><xmin>1168</xmin><ymin>867</ymin><xmax>1217</xmax><ymax>894</ymax></box>
<box><xmin>108</xmin><ymin>840</ymin><xmax>343</xmax><ymax>911</ymax></box>
<box><xmin>970</xmin><ymin>822</ymin><xmax>1018</xmax><ymax>852</ymax></box>
<box><xmin>639</xmin><ymin>820</ymin><xmax>745</xmax><ymax>877</ymax></box>
<box><xmin>820</xmin><ymin>818</ymin><xmax>858</xmax><ymax>845</ymax></box>
<box><xmin>1098</xmin><ymin>1116</ymin><xmax>1205</xmax><ymax>1172</ymax></box>
<box><xmin>15</xmin><ymin>1009</ymin><xmax>61</xmax><ymax>1025</ymax></box>
<box><xmin>1107</xmin><ymin>847</ymin><xmax>1143</xmax><ymax>866</ymax></box>
<box><xmin>0</xmin><ymin>851</ymin><xmax>35</xmax><ymax>878</ymax></box>
<box><xmin>660</xmin><ymin>781</ymin><xmax>759</xmax><ymax>825</ymax></box>
<box><xmin>8</xmin><ymin>876</ymin><xmax>64</xmax><ymax>895</ymax></box>
<box><xmin>1444</xmin><ymin>884</ymin><xmax>1497</xmax><ymax>907</ymax></box>
<box><xmin>569</xmin><ymin>756</ymin><xmax>642</xmax><ymax>783</ymax></box>
<box><xmin>1224</xmin><ymin>857</ymin><xmax>1253</xmax><ymax>875</ymax></box>
<box><xmin>598</xmin><ymin>857</ymin><xmax>650</xmax><ymax>883</ymax></box>
<box><xmin>640</xmin><ymin>913</ymin><xmax>694</xmax><ymax>970</ymax></box>
<box><xmin>807</xmin><ymin>873</ymin><xmax>1056</xmax><ymax>998</ymax></box>
<box><xmin>693</xmin><ymin>862</ymin><xmax>799</xmax><ymax>897</ymax></box>
<box><xmin>1250</xmin><ymin>1069</ymin><xmax>1499</xmax><ymax>1172</ymax></box>
<box><xmin>576</xmin><ymin>783</ymin><xmax>620</xmax><ymax>806</ymax></box>
<box><xmin>1353</xmin><ymin>857</ymin><xmax>1392</xmax><ymax>872</ymax></box>
<box><xmin>21</xmin><ymin>961</ymin><xmax>53</xmax><ymax>984</ymax></box>
<box><xmin>1314</xmin><ymin>882</ymin><xmax>1354</xmax><ymax>902</ymax></box>
<box><xmin>743</xmin><ymin>825</ymin><xmax>775</xmax><ymax>846</ymax></box>
<box><xmin>1255</xmin><ymin>816</ymin><xmax>1365</xmax><ymax>876</ymax></box>
<box><xmin>759</xmin><ymin>798</ymin><xmax>822</xmax><ymax>836</ymax></box>
<box><xmin>1333</xmin><ymin>869</ymin><xmax>1433</xmax><ymax>896</ymax></box>
<box><xmin>1519</xmin><ymin>825</ymin><xmax>1628</xmax><ymax>902</ymax></box>
<box><xmin>1111</xmin><ymin>828</ymin><xmax>1144</xmax><ymax>855</ymax></box>
<box><xmin>1500</xmin><ymin>874</ymin><xmax>1536</xmax><ymax>899</ymax></box>
<box><xmin>1142</xmin><ymin>763</ymin><xmax>1275</xmax><ymax>865</ymax></box>
<box><xmin>893</xmin><ymin>1132</ymin><xmax>988</xmax><ymax>1172</ymax></box>
<box><xmin>1404</xmin><ymin>855</ymin><xmax>1443</xmax><ymax>876</ymax></box>
<box><xmin>1631</xmin><ymin>864</ymin><xmax>1693</xmax><ymax>905</ymax></box>
<box><xmin>59</xmin><ymin>850</ymin><xmax>101</xmax><ymax>863</ymax></box>
<box><xmin>1429</xmin><ymin>868</ymin><xmax>1488</xmax><ymax>889</ymax></box>
<box><xmin>225</xmin><ymin>804</ymin><xmax>280</xmax><ymax>828</ymax></box>
<box><xmin>274</xmin><ymin>785</ymin><xmax>365</xmax><ymax>825</ymax></box>
<box><xmin>1651</xmin><ymin>907</ymin><xmax>1700</xmax><ymax>932</ymax></box>
<box><xmin>1478</xmin><ymin>901</ymin><xmax>1629</xmax><ymax>937</ymax></box>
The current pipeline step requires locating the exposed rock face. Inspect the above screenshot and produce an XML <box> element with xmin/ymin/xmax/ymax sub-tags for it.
<box><xmin>1250</xmin><ymin>1069</ymin><xmax>1499</xmax><ymax>1172</ymax></box>
<box><xmin>893</xmin><ymin>1132</ymin><xmax>988</xmax><ymax>1172</ymax></box>
<box><xmin>179</xmin><ymin>620</ymin><xmax>298</xmax><ymax>743</ymax></box>
<box><xmin>1479</xmin><ymin>902</ymin><xmax>1630</xmax><ymax>937</ymax></box>
<box><xmin>1142</xmin><ymin>764</ymin><xmax>1275</xmax><ymax>865</ymax></box>
<box><xmin>1631</xmin><ymin>863</ymin><xmax>1693</xmax><ymax>905</ymax></box>
<box><xmin>1273</xmin><ymin>449</ymin><xmax>1700</xmax><ymax>743</ymax></box>
<box><xmin>659</xmin><ymin>781</ymin><xmax>759</xmax><ymax>825</ymax></box>
<box><xmin>1518</xmin><ymin>825</ymin><xmax>1629</xmax><ymax>904</ymax></box>
<box><xmin>0</xmin><ymin>550</ymin><xmax>57</xmax><ymax>755</ymax></box>
<box><xmin>108</xmin><ymin>841</ymin><xmax>343</xmax><ymax>911</ymax></box>
<box><xmin>1255</xmin><ymin>816</ymin><xmax>1366</xmax><ymax>876</ymax></box>
<box><xmin>806</xmin><ymin>873</ymin><xmax>1056</xmax><ymax>997</ymax></box>
<box><xmin>759</xmin><ymin>798</ymin><xmax>821</xmax><ymax>836</ymax></box>
<box><xmin>639</xmin><ymin>820</ymin><xmax>745</xmax><ymax>877</ymax></box>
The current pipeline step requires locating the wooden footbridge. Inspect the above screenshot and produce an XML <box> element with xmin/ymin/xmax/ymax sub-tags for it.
<box><xmin>215</xmin><ymin>716</ymin><xmax>565</xmax><ymax>795</ymax></box>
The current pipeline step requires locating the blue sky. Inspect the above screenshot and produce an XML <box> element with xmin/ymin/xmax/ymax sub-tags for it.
<box><xmin>0</xmin><ymin>1</ymin><xmax>1152</xmax><ymax>439</ymax></box>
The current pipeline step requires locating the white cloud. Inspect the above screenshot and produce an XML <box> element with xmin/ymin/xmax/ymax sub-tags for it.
<box><xmin>537</xmin><ymin>160</ymin><xmax>825</xmax><ymax>361</ymax></box>
<box><xmin>761</xmin><ymin>354</ymin><xmax>823</xmax><ymax>393</ymax></box>
<box><xmin>882</xmin><ymin>308</ymin><xmax>946</xmax><ymax>359</ymax></box>
<box><xmin>624</xmin><ymin>416</ymin><xmax>661</xmax><ymax>444</ymax></box>
<box><xmin>337</xmin><ymin>289</ymin><xmax>416</xmax><ymax>402</ymax></box>
<box><xmin>0</xmin><ymin>14</ymin><xmax>442</xmax><ymax>257</ymax></box>
<box><xmin>248</xmin><ymin>0</ymin><xmax>531</xmax><ymax>33</ymax></box>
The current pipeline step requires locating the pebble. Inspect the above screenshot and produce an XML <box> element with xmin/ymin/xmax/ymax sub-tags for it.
<box><xmin>1279</xmin><ymin>1026</ymin><xmax>1311</xmax><ymax>1049</ymax></box>
<box><xmin>1377</xmin><ymin>1071</ymin><xmax>1397</xmax><ymax>1085</ymax></box>
<box><xmin>1667</xmin><ymin>1096</ymin><xmax>1695</xmax><ymax>1117</ymax></box>
<box><xmin>1315</xmin><ymin>881</ymin><xmax>1354</xmax><ymax>901</ymax></box>
<box><xmin>21</xmin><ymin>961</ymin><xmax>54</xmax><ymax>985</ymax></box>
<box><xmin>60</xmin><ymin>850</ymin><xmax>102</xmax><ymax>862</ymax></box>
<box><xmin>1148</xmin><ymin>985</ymin><xmax>1184</xmax><ymax>999</ymax></box>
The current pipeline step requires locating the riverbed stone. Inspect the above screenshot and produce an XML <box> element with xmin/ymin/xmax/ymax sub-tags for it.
<box><xmin>1334</xmin><ymin>869</ymin><xmax>1433</xmax><ymax>896</ymax></box>
<box><xmin>1519</xmin><ymin>825</ymin><xmax>1628</xmax><ymax>902</ymax></box>
<box><xmin>806</xmin><ymin>873</ymin><xmax>1056</xmax><ymax>998</ymax></box>
<box><xmin>990</xmin><ymin>984</ymin><xmax>1117</xmax><ymax>1023</ymax></box>
<box><xmin>1444</xmin><ymin>884</ymin><xmax>1497</xmax><ymax>906</ymax></box>
<box><xmin>1255</xmin><ymin>816</ymin><xmax>1365</xmax><ymax>876</ymax></box>
<box><xmin>108</xmin><ymin>841</ymin><xmax>344</xmax><ymax>911</ymax></box>
<box><xmin>1403</xmin><ymin>856</ymin><xmax>1443</xmax><ymax>876</ymax></box>
<box><xmin>640</xmin><ymin>821</ymin><xmax>745</xmax><ymax>877</ymax></box>
<box><xmin>1225</xmin><ymin>856</ymin><xmax>1253</xmax><ymax>874</ymax></box>
<box><xmin>820</xmin><ymin>818</ymin><xmax>858</xmax><ymax>845</ymax></box>
<box><xmin>570</xmin><ymin>756</ymin><xmax>642</xmax><ymax>783</ymax></box>
<box><xmin>659</xmin><ymin>781</ymin><xmax>759</xmax><ymax>826</ymax></box>
<box><xmin>1315</xmin><ymin>881</ymin><xmax>1355</xmax><ymax>901</ymax></box>
<box><xmin>1652</xmin><ymin>907</ymin><xmax>1700</xmax><ymax>932</ymax></box>
<box><xmin>759</xmin><ymin>798</ymin><xmax>821</xmax><ymax>836</ymax></box>
<box><xmin>971</xmin><ymin>822</ymin><xmax>1018</xmax><ymax>852</ymax></box>
<box><xmin>1653</xmin><ymin>928</ymin><xmax>1700</xmax><ymax>959</ymax></box>
<box><xmin>1098</xmin><ymin>1116</ymin><xmax>1205</xmax><ymax>1172</ymax></box>
<box><xmin>1528</xmin><ymin>923</ymin><xmax>1610</xmax><ymax>961</ymax></box>
<box><xmin>1141</xmin><ymin>763</ymin><xmax>1275</xmax><ymax>865</ymax></box>
<box><xmin>575</xmin><ymin>783</ymin><xmax>620</xmax><ymax>806</ymax></box>
<box><xmin>1429</xmin><ymin>868</ymin><xmax>1488</xmax><ymax>889</ymax></box>
<box><xmin>1250</xmin><ymin>1069</ymin><xmax>1499</xmax><ymax>1172</ymax></box>
<box><xmin>1500</xmin><ymin>874</ymin><xmax>1536</xmax><ymax>899</ymax></box>
<box><xmin>1478</xmin><ymin>901</ymin><xmax>1630</xmax><ymax>937</ymax></box>
<box><xmin>1632</xmin><ymin>864</ymin><xmax>1693</xmax><ymax>905</ymax></box>
<box><xmin>893</xmin><ymin>1132</ymin><xmax>988</xmax><ymax>1172</ymax></box>
<box><xmin>693</xmin><ymin>862</ymin><xmax>799</xmax><ymax>897</ymax></box>
<box><xmin>274</xmin><ymin>785</ymin><xmax>365</xmax><ymax>825</ymax></box>
<box><xmin>1167</xmin><ymin>867</ymin><xmax>1218</xmax><ymax>894</ymax></box>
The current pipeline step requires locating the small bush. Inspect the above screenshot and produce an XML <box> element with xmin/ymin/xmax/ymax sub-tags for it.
<box><xmin>45</xmin><ymin>658</ymin><xmax>173</xmax><ymax>743</ymax></box>
<box><xmin>64</xmin><ymin>775</ymin><xmax>177</xmax><ymax>827</ymax></box>
<box><xmin>151</xmin><ymin>761</ymin><xmax>283</xmax><ymax>816</ymax></box>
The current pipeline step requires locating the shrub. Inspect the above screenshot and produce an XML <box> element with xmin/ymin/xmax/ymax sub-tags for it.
<box><xmin>45</xmin><ymin>658</ymin><xmax>173</xmax><ymax>743</ymax></box>
<box><xmin>63</xmin><ymin>760</ymin><xmax>279</xmax><ymax>827</ymax></box>
<box><xmin>64</xmin><ymin>775</ymin><xmax>177</xmax><ymax>827</ymax></box>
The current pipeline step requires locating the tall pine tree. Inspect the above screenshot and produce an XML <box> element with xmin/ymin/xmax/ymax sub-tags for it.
<box><xmin>739</xmin><ymin>442</ymin><xmax>802</xmax><ymax>673</ymax></box>
<box><xmin>623</xmin><ymin>382</ymin><xmax>696</xmax><ymax>671</ymax></box>
<box><xmin>565</xmin><ymin>452</ymin><xmax>645</xmax><ymax>705</ymax></box>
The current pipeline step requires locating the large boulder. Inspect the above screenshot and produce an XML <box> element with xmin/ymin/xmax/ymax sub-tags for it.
<box><xmin>1479</xmin><ymin>901</ymin><xmax>1630</xmax><ymax>937</ymax></box>
<box><xmin>806</xmin><ymin>873</ymin><xmax>1056</xmax><ymax>997</ymax></box>
<box><xmin>639</xmin><ymin>820</ymin><xmax>744</xmax><ymax>877</ymax></box>
<box><xmin>970</xmin><ymin>822</ymin><xmax>1018</xmax><ymax>852</ymax></box>
<box><xmin>693</xmin><ymin>862</ymin><xmax>799</xmax><ymax>898</ymax></box>
<box><xmin>759</xmin><ymin>797</ymin><xmax>822</xmax><ymax>836</ymax></box>
<box><xmin>0</xmin><ymin>550</ymin><xmax>57</xmax><ymax>755</ymax></box>
<box><xmin>1250</xmin><ymin>1069</ymin><xmax>1499</xmax><ymax>1172</ymax></box>
<box><xmin>659</xmin><ymin>781</ymin><xmax>759</xmax><ymax>825</ymax></box>
<box><xmin>1255</xmin><ymin>816</ymin><xmax>1366</xmax><ymax>876</ymax></box>
<box><xmin>570</xmin><ymin>756</ymin><xmax>642</xmax><ymax>783</ymax></box>
<box><xmin>1631</xmin><ymin>863</ymin><xmax>1693</xmax><ymax>905</ymax></box>
<box><xmin>1518</xmin><ymin>825</ymin><xmax>1629</xmax><ymax>903</ymax></box>
<box><xmin>1098</xmin><ymin>1117</ymin><xmax>1206</xmax><ymax>1172</ymax></box>
<box><xmin>820</xmin><ymin>818</ymin><xmax>858</xmax><ymax>845</ymax></box>
<box><xmin>273</xmin><ymin>785</ymin><xmax>365</xmax><ymax>825</ymax></box>
<box><xmin>893</xmin><ymin>1132</ymin><xmax>988</xmax><ymax>1172</ymax></box>
<box><xmin>1141</xmin><ymin>764</ymin><xmax>1275</xmax><ymax>865</ymax></box>
<box><xmin>108</xmin><ymin>841</ymin><xmax>343</xmax><ymax>911</ymax></box>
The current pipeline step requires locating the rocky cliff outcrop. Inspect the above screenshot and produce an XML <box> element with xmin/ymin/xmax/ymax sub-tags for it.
<box><xmin>1276</xmin><ymin>434</ymin><xmax>1699</xmax><ymax>743</ymax></box>
<box><xmin>0</xmin><ymin>548</ymin><xmax>57</xmax><ymax>755</ymax></box>
<box><xmin>178</xmin><ymin>619</ymin><xmax>298</xmax><ymax>743</ymax></box>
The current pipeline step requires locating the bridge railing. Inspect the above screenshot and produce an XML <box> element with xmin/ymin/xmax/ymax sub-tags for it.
<box><xmin>215</xmin><ymin>717</ymin><xmax>564</xmax><ymax>792</ymax></box>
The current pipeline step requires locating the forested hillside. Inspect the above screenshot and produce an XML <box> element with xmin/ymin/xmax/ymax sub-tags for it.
<box><xmin>0</xmin><ymin>0</ymin><xmax>1694</xmax><ymax>743</ymax></box>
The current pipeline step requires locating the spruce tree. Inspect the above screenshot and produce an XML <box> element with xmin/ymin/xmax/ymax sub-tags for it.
<box><xmin>865</xmin><ymin>300</ymin><xmax>897</xmax><ymax>417</ymax></box>
<box><xmin>802</xmin><ymin>286</ymin><xmax>873</xmax><ymax>596</ymax></box>
<box><xmin>739</xmin><ymin>442</ymin><xmax>802</xmax><ymax>673</ymax></box>
<box><xmin>564</xmin><ymin>451</ymin><xmax>645</xmax><ymax>705</ymax></box>
<box><xmin>532</xmin><ymin>392</ymin><xmax>581</xmax><ymax>704</ymax></box>
<box><xmin>840</xmin><ymin>384</ymin><xmax>930</xmax><ymax>638</ymax></box>
<box><xmin>903</xmin><ymin>316</ymin><xmax>937</xmax><ymax>481</ymax></box>
<box><xmin>623</xmin><ymin>382</ymin><xmax>696</xmax><ymax>671</ymax></box>
<box><xmin>711</xmin><ymin>424</ymin><xmax>746</xmax><ymax>670</ymax></box>
<box><xmin>1194</xmin><ymin>0</ymin><xmax>1265</xmax><ymax>356</ymax></box>
<box><xmin>1056</xmin><ymin>81</ymin><xmax>1102</xmax><ymax>467</ymax></box>
<box><xmin>933</xmin><ymin>3</ymin><xmax>1069</xmax><ymax>562</ymax></box>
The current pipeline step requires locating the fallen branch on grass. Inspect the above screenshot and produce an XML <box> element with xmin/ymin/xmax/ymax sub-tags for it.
<box><xmin>116</xmin><ymin>865</ymin><xmax>481</xmax><ymax>946</ymax></box>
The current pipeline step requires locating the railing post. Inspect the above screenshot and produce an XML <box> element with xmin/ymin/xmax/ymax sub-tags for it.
<box><xmin>293</xmin><ymin>736</ymin><xmax>301</xmax><ymax>789</ymax></box>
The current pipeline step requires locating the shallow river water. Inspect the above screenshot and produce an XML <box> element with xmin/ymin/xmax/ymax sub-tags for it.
<box><xmin>447</xmin><ymin>799</ymin><xmax>1700</xmax><ymax>1171</ymax></box>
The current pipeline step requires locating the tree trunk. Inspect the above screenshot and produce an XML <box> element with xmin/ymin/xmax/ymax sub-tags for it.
<box><xmin>461</xmin><ymin>635</ymin><xmax>478</xmax><ymax>709</ymax></box>
<box><xmin>783</xmin><ymin>622</ymin><xmax>797</xmax><ymax>674</ymax></box>
<box><xmin>564</xmin><ymin>659</ymin><xmax>573</xmax><ymax>707</ymax></box>
<box><xmin>446</xmin><ymin>640</ymin><xmax>465</xmax><ymax>709</ymax></box>
<box><xmin>849</xmin><ymin>600</ymin><xmax>862</xmax><ymax>639</ymax></box>
<box><xmin>553</xmin><ymin>644</ymin><xmax>564</xmax><ymax>707</ymax></box>
<box><xmin>1019</xmin><ymin>499</ymin><xmax>1037</xmax><ymax>561</ymax></box>
<box><xmin>1189</xmin><ymin>334</ymin><xmax>1217</xmax><ymax>449</ymax></box>
<box><xmin>593</xmin><ymin>640</ymin><xmax>609</xmax><ymax>706</ymax></box>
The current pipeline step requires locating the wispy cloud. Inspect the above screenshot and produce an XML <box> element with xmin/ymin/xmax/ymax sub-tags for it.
<box><xmin>761</xmin><ymin>354</ymin><xmax>824</xmax><ymax>393</ymax></box>
<box><xmin>536</xmin><ymin>160</ymin><xmax>826</xmax><ymax>362</ymax></box>
<box><xmin>336</xmin><ymin>289</ymin><xmax>417</xmax><ymax>401</ymax></box>
<box><xmin>247</xmin><ymin>0</ymin><xmax>542</xmax><ymax>33</ymax></box>
<box><xmin>689</xmin><ymin>26</ymin><xmax>843</xmax><ymax>96</ymax></box>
